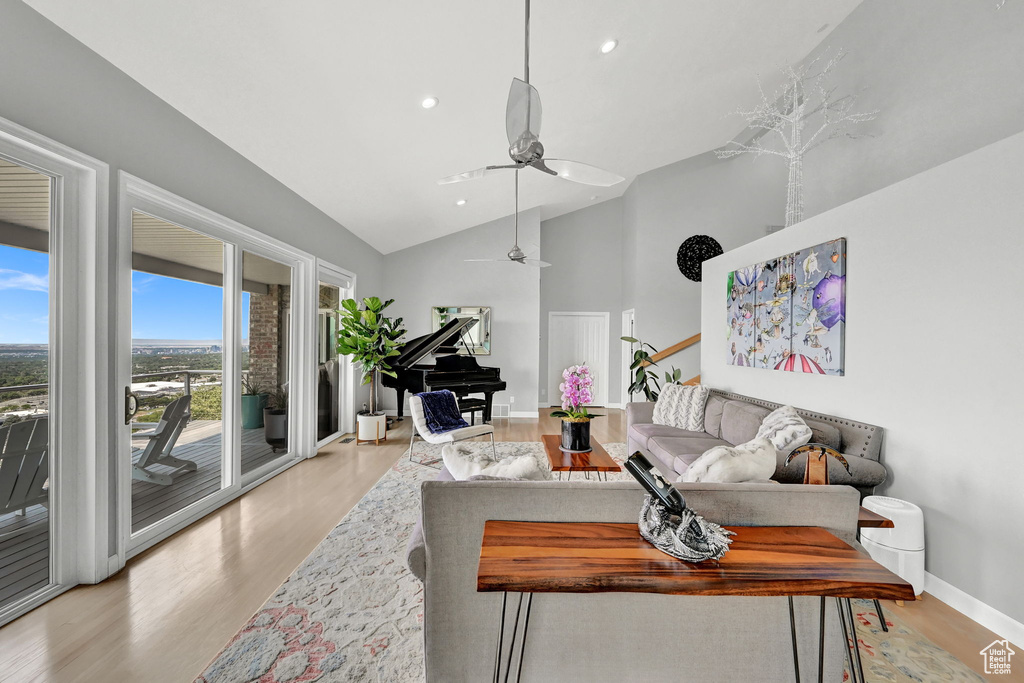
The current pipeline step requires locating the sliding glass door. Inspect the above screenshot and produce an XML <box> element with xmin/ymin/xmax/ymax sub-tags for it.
<box><xmin>0</xmin><ymin>157</ymin><xmax>53</xmax><ymax>611</ymax></box>
<box><xmin>128</xmin><ymin>211</ymin><xmax>228</xmax><ymax>533</ymax></box>
<box><xmin>316</xmin><ymin>264</ymin><xmax>353</xmax><ymax>445</ymax></box>
<box><xmin>119</xmin><ymin>174</ymin><xmax>314</xmax><ymax>555</ymax></box>
<box><xmin>240</xmin><ymin>250</ymin><xmax>294</xmax><ymax>479</ymax></box>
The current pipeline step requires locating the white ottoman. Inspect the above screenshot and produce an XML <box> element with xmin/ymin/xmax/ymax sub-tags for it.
<box><xmin>861</xmin><ymin>495</ymin><xmax>925</xmax><ymax>595</ymax></box>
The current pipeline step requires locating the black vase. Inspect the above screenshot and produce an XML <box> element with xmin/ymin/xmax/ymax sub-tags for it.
<box><xmin>560</xmin><ymin>419</ymin><xmax>591</xmax><ymax>453</ymax></box>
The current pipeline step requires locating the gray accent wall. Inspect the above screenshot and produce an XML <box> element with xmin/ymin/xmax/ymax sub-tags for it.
<box><xmin>0</xmin><ymin>0</ymin><xmax>382</xmax><ymax>281</ymax></box>
<box><xmin>539</xmin><ymin>199</ymin><xmax>624</xmax><ymax>407</ymax></box>
<box><xmin>701</xmin><ymin>130</ymin><xmax>1024</xmax><ymax>634</ymax></box>
<box><xmin>381</xmin><ymin>209</ymin><xmax>541</xmax><ymax>417</ymax></box>
<box><xmin>800</xmin><ymin>0</ymin><xmax>1024</xmax><ymax>222</ymax></box>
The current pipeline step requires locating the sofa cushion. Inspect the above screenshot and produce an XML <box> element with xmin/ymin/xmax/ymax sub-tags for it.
<box><xmin>628</xmin><ymin>423</ymin><xmax>704</xmax><ymax>450</ymax></box>
<box><xmin>652</xmin><ymin>384</ymin><xmax>709</xmax><ymax>431</ymax></box>
<box><xmin>646</xmin><ymin>435</ymin><xmax>732</xmax><ymax>472</ymax></box>
<box><xmin>756</xmin><ymin>405</ymin><xmax>813</xmax><ymax>456</ymax></box>
<box><xmin>720</xmin><ymin>401</ymin><xmax>771</xmax><ymax>445</ymax></box>
<box><xmin>703</xmin><ymin>394</ymin><xmax>728</xmax><ymax>438</ymax></box>
<box><xmin>804</xmin><ymin>417</ymin><xmax>842</xmax><ymax>451</ymax></box>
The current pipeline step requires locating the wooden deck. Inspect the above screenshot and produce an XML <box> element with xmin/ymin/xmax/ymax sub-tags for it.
<box><xmin>0</xmin><ymin>420</ymin><xmax>285</xmax><ymax>611</ymax></box>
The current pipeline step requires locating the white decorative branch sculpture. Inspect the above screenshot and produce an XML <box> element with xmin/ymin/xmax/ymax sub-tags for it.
<box><xmin>716</xmin><ymin>49</ymin><xmax>878</xmax><ymax>226</ymax></box>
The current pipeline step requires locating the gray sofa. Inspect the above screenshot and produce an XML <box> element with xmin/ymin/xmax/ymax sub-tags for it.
<box><xmin>628</xmin><ymin>389</ymin><xmax>887</xmax><ymax>495</ymax></box>
<box><xmin>411</xmin><ymin>479</ymin><xmax>860</xmax><ymax>682</ymax></box>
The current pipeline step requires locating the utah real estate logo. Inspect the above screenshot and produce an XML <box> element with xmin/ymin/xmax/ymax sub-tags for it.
<box><xmin>980</xmin><ymin>639</ymin><xmax>1015</xmax><ymax>675</ymax></box>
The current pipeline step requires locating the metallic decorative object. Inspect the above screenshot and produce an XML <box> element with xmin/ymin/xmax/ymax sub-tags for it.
<box><xmin>438</xmin><ymin>0</ymin><xmax>624</xmax><ymax>188</ymax></box>
<box><xmin>638</xmin><ymin>495</ymin><xmax>734</xmax><ymax>563</ymax></box>
<box><xmin>716</xmin><ymin>49</ymin><xmax>878</xmax><ymax>227</ymax></box>
<box><xmin>676</xmin><ymin>235</ymin><xmax>723</xmax><ymax>282</ymax></box>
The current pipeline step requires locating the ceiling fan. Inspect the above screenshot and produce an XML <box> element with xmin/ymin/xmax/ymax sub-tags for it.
<box><xmin>465</xmin><ymin>170</ymin><xmax>551</xmax><ymax>267</ymax></box>
<box><xmin>438</xmin><ymin>0</ymin><xmax>625</xmax><ymax>188</ymax></box>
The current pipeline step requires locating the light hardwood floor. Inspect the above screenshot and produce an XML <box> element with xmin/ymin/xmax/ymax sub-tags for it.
<box><xmin>0</xmin><ymin>410</ymin><xmax>1015</xmax><ymax>682</ymax></box>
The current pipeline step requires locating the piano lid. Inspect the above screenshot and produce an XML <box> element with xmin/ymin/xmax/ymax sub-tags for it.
<box><xmin>393</xmin><ymin>317</ymin><xmax>478</xmax><ymax>368</ymax></box>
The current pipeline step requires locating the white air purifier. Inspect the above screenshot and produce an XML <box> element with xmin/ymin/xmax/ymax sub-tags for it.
<box><xmin>860</xmin><ymin>496</ymin><xmax>925</xmax><ymax>595</ymax></box>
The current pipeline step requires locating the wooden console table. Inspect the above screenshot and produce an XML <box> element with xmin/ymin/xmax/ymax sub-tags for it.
<box><xmin>478</xmin><ymin>520</ymin><xmax>913</xmax><ymax>683</ymax></box>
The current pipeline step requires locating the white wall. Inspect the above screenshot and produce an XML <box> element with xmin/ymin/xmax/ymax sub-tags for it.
<box><xmin>540</xmin><ymin>199</ymin><xmax>624</xmax><ymax>406</ymax></box>
<box><xmin>382</xmin><ymin>209</ymin><xmax>541</xmax><ymax>417</ymax></box>
<box><xmin>701</xmin><ymin>132</ymin><xmax>1024</xmax><ymax>636</ymax></box>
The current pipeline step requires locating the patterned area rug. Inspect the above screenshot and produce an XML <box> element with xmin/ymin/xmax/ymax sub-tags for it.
<box><xmin>196</xmin><ymin>441</ymin><xmax>984</xmax><ymax>683</ymax></box>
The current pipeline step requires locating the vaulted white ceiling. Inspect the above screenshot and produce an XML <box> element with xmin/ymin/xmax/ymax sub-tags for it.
<box><xmin>25</xmin><ymin>0</ymin><xmax>861</xmax><ymax>253</ymax></box>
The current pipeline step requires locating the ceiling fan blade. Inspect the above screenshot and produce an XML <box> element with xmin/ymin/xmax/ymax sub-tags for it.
<box><xmin>437</xmin><ymin>164</ymin><xmax>520</xmax><ymax>185</ymax></box>
<box><xmin>522</xmin><ymin>259</ymin><xmax>552</xmax><ymax>268</ymax></box>
<box><xmin>543</xmin><ymin>159</ymin><xmax>625</xmax><ymax>187</ymax></box>
<box><xmin>464</xmin><ymin>258</ymin><xmax>505</xmax><ymax>262</ymax></box>
<box><xmin>506</xmin><ymin>78</ymin><xmax>542</xmax><ymax>146</ymax></box>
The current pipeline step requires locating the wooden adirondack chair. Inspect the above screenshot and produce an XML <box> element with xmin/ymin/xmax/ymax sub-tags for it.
<box><xmin>0</xmin><ymin>416</ymin><xmax>49</xmax><ymax>523</ymax></box>
<box><xmin>131</xmin><ymin>395</ymin><xmax>197</xmax><ymax>486</ymax></box>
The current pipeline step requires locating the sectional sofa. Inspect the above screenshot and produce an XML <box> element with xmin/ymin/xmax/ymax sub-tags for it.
<box><xmin>627</xmin><ymin>389</ymin><xmax>887</xmax><ymax>495</ymax></box>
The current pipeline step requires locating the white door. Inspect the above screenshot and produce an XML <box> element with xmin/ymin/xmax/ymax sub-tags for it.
<box><xmin>621</xmin><ymin>309</ymin><xmax>635</xmax><ymax>405</ymax></box>
<box><xmin>547</xmin><ymin>312</ymin><xmax>609</xmax><ymax>407</ymax></box>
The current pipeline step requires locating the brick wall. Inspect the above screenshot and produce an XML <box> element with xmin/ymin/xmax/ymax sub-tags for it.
<box><xmin>248</xmin><ymin>285</ymin><xmax>286</xmax><ymax>392</ymax></box>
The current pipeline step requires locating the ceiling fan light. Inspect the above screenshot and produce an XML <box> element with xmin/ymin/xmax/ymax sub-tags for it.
<box><xmin>421</xmin><ymin>96</ymin><xmax>439</xmax><ymax>109</ymax></box>
<box><xmin>600</xmin><ymin>39</ymin><xmax>618</xmax><ymax>54</ymax></box>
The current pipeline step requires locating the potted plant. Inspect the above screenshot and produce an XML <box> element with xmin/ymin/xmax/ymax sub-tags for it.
<box><xmin>621</xmin><ymin>336</ymin><xmax>684</xmax><ymax>401</ymax></box>
<box><xmin>550</xmin><ymin>364</ymin><xmax>602</xmax><ymax>453</ymax></box>
<box><xmin>264</xmin><ymin>386</ymin><xmax>288</xmax><ymax>452</ymax></box>
<box><xmin>240</xmin><ymin>375</ymin><xmax>266</xmax><ymax>429</ymax></box>
<box><xmin>336</xmin><ymin>296</ymin><xmax>406</xmax><ymax>445</ymax></box>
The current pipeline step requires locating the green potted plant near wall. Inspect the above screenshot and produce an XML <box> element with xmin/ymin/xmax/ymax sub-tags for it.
<box><xmin>337</xmin><ymin>297</ymin><xmax>406</xmax><ymax>445</ymax></box>
<box><xmin>241</xmin><ymin>375</ymin><xmax>266</xmax><ymax>429</ymax></box>
<box><xmin>550</xmin><ymin>364</ymin><xmax>602</xmax><ymax>452</ymax></box>
<box><xmin>264</xmin><ymin>385</ymin><xmax>288</xmax><ymax>452</ymax></box>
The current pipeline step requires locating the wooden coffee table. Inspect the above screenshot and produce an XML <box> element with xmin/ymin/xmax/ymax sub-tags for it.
<box><xmin>541</xmin><ymin>434</ymin><xmax>621</xmax><ymax>481</ymax></box>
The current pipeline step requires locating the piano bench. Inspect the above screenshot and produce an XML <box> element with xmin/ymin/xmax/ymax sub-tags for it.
<box><xmin>457</xmin><ymin>398</ymin><xmax>488</xmax><ymax>425</ymax></box>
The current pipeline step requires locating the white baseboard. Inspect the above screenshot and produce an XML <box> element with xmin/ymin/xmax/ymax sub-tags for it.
<box><xmin>925</xmin><ymin>571</ymin><xmax>1024</xmax><ymax>646</ymax></box>
<box><xmin>509</xmin><ymin>410</ymin><xmax>539</xmax><ymax>418</ymax></box>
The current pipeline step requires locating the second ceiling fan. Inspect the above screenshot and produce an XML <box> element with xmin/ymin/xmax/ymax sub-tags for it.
<box><xmin>438</xmin><ymin>0</ymin><xmax>625</xmax><ymax>188</ymax></box>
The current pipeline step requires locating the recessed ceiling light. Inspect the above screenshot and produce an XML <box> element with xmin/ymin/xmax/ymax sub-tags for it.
<box><xmin>421</xmin><ymin>96</ymin><xmax>439</xmax><ymax>109</ymax></box>
<box><xmin>600</xmin><ymin>39</ymin><xmax>618</xmax><ymax>54</ymax></box>
<box><xmin>455</xmin><ymin>199</ymin><xmax>467</xmax><ymax>206</ymax></box>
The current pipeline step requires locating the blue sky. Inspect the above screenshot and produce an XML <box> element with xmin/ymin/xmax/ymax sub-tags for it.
<box><xmin>0</xmin><ymin>244</ymin><xmax>247</xmax><ymax>343</ymax></box>
<box><xmin>0</xmin><ymin>245</ymin><xmax>49</xmax><ymax>344</ymax></box>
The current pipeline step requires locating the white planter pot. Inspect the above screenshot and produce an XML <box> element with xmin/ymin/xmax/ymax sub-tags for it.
<box><xmin>356</xmin><ymin>412</ymin><xmax>387</xmax><ymax>445</ymax></box>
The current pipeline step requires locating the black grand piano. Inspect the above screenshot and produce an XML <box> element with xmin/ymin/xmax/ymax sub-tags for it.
<box><xmin>383</xmin><ymin>317</ymin><xmax>506</xmax><ymax>422</ymax></box>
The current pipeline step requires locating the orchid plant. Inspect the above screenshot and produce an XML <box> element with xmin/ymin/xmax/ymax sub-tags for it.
<box><xmin>550</xmin><ymin>364</ymin><xmax>603</xmax><ymax>421</ymax></box>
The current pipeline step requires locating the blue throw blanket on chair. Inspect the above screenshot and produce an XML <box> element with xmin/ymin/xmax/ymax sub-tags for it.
<box><xmin>418</xmin><ymin>390</ymin><xmax>469</xmax><ymax>434</ymax></box>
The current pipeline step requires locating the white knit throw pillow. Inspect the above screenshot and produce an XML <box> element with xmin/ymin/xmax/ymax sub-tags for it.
<box><xmin>652</xmin><ymin>384</ymin><xmax>709</xmax><ymax>432</ymax></box>
<box><xmin>756</xmin><ymin>405</ymin><xmax>813</xmax><ymax>456</ymax></box>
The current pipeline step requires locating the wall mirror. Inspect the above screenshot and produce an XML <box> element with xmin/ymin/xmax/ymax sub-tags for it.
<box><xmin>431</xmin><ymin>306</ymin><xmax>491</xmax><ymax>355</ymax></box>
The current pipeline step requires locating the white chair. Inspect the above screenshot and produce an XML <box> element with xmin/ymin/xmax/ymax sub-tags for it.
<box><xmin>408</xmin><ymin>394</ymin><xmax>495</xmax><ymax>467</ymax></box>
<box><xmin>131</xmin><ymin>395</ymin><xmax>197</xmax><ymax>485</ymax></box>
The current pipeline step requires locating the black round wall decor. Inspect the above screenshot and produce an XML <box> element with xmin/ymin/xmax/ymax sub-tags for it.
<box><xmin>676</xmin><ymin>235</ymin><xmax>723</xmax><ymax>282</ymax></box>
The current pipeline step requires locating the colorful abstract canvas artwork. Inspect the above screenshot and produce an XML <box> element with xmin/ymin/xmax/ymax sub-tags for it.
<box><xmin>726</xmin><ymin>238</ymin><xmax>845</xmax><ymax>375</ymax></box>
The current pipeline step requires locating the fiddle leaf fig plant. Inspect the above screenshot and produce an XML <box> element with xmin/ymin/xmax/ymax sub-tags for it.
<box><xmin>337</xmin><ymin>297</ymin><xmax>406</xmax><ymax>415</ymax></box>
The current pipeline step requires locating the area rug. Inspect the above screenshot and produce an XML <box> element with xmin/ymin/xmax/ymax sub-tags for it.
<box><xmin>196</xmin><ymin>441</ymin><xmax>984</xmax><ymax>683</ymax></box>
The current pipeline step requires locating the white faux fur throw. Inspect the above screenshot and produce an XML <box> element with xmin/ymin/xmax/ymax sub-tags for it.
<box><xmin>441</xmin><ymin>443</ymin><xmax>552</xmax><ymax>481</ymax></box>
<box><xmin>678</xmin><ymin>437</ymin><xmax>777</xmax><ymax>484</ymax></box>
